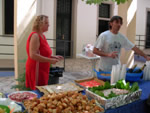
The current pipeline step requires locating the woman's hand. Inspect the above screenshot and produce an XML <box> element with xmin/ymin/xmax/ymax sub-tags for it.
<box><xmin>49</xmin><ymin>58</ymin><xmax>59</xmax><ymax>64</ymax></box>
<box><xmin>53</xmin><ymin>55</ymin><xmax>64</xmax><ymax>60</ymax></box>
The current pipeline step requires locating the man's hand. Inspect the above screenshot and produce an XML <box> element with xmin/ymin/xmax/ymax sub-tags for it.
<box><xmin>145</xmin><ymin>56</ymin><xmax>150</xmax><ymax>61</ymax></box>
<box><xmin>108</xmin><ymin>51</ymin><xmax>118</xmax><ymax>59</ymax></box>
<box><xmin>132</xmin><ymin>46</ymin><xmax>150</xmax><ymax>61</ymax></box>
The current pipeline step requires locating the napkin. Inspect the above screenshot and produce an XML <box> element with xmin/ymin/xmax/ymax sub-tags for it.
<box><xmin>143</xmin><ymin>61</ymin><xmax>150</xmax><ymax>80</ymax></box>
<box><xmin>111</xmin><ymin>64</ymin><xmax>126</xmax><ymax>84</ymax></box>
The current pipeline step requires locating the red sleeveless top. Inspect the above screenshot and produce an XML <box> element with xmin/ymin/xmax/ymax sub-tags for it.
<box><xmin>26</xmin><ymin>32</ymin><xmax>52</xmax><ymax>90</ymax></box>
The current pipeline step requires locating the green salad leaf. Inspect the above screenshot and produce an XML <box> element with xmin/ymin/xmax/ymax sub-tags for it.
<box><xmin>130</xmin><ymin>82</ymin><xmax>139</xmax><ymax>92</ymax></box>
<box><xmin>88</xmin><ymin>79</ymin><xmax>139</xmax><ymax>99</ymax></box>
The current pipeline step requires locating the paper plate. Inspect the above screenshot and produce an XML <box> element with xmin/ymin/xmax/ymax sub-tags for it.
<box><xmin>0</xmin><ymin>98</ymin><xmax>22</xmax><ymax>112</ymax></box>
<box><xmin>8</xmin><ymin>91</ymin><xmax>37</xmax><ymax>104</ymax></box>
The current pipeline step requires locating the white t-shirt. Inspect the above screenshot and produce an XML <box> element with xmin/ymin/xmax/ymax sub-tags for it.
<box><xmin>94</xmin><ymin>30</ymin><xmax>135</xmax><ymax>71</ymax></box>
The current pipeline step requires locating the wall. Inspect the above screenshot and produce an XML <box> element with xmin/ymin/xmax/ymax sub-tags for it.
<box><xmin>119</xmin><ymin>0</ymin><xmax>136</xmax><ymax>67</ymax></box>
<box><xmin>76</xmin><ymin>0</ymin><xmax>97</xmax><ymax>55</ymax></box>
<box><xmin>136</xmin><ymin>0</ymin><xmax>150</xmax><ymax>49</ymax></box>
<box><xmin>36</xmin><ymin>0</ymin><xmax>55</xmax><ymax>55</ymax></box>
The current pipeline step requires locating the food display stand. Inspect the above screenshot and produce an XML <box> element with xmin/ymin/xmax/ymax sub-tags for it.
<box><xmin>1</xmin><ymin>78</ymin><xmax>150</xmax><ymax>113</ymax></box>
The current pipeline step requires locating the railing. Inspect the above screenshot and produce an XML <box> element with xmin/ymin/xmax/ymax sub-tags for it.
<box><xmin>135</xmin><ymin>35</ymin><xmax>150</xmax><ymax>56</ymax></box>
<box><xmin>0</xmin><ymin>35</ymin><xmax>14</xmax><ymax>71</ymax></box>
<box><xmin>0</xmin><ymin>34</ymin><xmax>73</xmax><ymax>71</ymax></box>
<box><xmin>0</xmin><ymin>35</ymin><xmax>14</xmax><ymax>55</ymax></box>
<box><xmin>135</xmin><ymin>35</ymin><xmax>150</xmax><ymax>48</ymax></box>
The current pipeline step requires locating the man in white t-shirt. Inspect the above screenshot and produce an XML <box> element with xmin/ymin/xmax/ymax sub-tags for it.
<box><xmin>93</xmin><ymin>16</ymin><xmax>150</xmax><ymax>71</ymax></box>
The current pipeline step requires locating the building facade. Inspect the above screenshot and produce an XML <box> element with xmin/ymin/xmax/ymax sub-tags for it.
<box><xmin>0</xmin><ymin>0</ymin><xmax>150</xmax><ymax>76</ymax></box>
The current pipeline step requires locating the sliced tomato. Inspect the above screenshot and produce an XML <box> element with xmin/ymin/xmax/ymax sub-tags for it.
<box><xmin>79</xmin><ymin>80</ymin><xmax>101</xmax><ymax>88</ymax></box>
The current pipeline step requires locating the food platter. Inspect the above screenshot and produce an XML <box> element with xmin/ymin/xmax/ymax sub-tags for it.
<box><xmin>0</xmin><ymin>105</ymin><xmax>10</xmax><ymax>113</ymax></box>
<box><xmin>0</xmin><ymin>98</ymin><xmax>22</xmax><ymax>112</ymax></box>
<box><xmin>36</xmin><ymin>82</ymin><xmax>83</xmax><ymax>94</ymax></box>
<box><xmin>75</xmin><ymin>77</ymin><xmax>105</xmax><ymax>89</ymax></box>
<box><xmin>8</xmin><ymin>91</ymin><xmax>37</xmax><ymax>104</ymax></box>
<box><xmin>23</xmin><ymin>91</ymin><xmax>104</xmax><ymax>113</ymax></box>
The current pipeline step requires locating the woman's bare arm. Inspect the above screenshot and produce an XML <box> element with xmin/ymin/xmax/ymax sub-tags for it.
<box><xmin>29</xmin><ymin>33</ymin><xmax>58</xmax><ymax>64</ymax></box>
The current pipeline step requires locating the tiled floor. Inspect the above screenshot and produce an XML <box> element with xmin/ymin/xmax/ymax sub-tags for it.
<box><xmin>0</xmin><ymin>58</ymin><xmax>145</xmax><ymax>94</ymax></box>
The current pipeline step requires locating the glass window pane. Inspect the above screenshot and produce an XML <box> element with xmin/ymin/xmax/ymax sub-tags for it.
<box><xmin>5</xmin><ymin>0</ymin><xmax>14</xmax><ymax>34</ymax></box>
<box><xmin>99</xmin><ymin>3</ymin><xmax>110</xmax><ymax>18</ymax></box>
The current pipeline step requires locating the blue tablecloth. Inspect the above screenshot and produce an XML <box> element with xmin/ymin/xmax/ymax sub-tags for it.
<box><xmin>32</xmin><ymin>80</ymin><xmax>150</xmax><ymax>113</ymax></box>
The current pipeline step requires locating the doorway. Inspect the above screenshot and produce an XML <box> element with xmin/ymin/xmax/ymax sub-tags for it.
<box><xmin>56</xmin><ymin>0</ymin><xmax>72</xmax><ymax>57</ymax></box>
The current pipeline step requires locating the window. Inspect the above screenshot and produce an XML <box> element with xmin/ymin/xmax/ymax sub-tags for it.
<box><xmin>98</xmin><ymin>3</ymin><xmax>111</xmax><ymax>35</ymax></box>
<box><xmin>4</xmin><ymin>0</ymin><xmax>14</xmax><ymax>34</ymax></box>
<box><xmin>99</xmin><ymin>3</ymin><xmax>110</xmax><ymax>18</ymax></box>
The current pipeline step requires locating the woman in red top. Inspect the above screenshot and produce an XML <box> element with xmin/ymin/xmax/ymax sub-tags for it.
<box><xmin>26</xmin><ymin>15</ymin><xmax>63</xmax><ymax>90</ymax></box>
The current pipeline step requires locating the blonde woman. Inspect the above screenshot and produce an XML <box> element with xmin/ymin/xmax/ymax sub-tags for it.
<box><xmin>26</xmin><ymin>15</ymin><xmax>63</xmax><ymax>90</ymax></box>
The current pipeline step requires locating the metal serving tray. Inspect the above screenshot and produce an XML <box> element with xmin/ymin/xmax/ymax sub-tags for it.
<box><xmin>86</xmin><ymin>88</ymin><xmax>142</xmax><ymax>109</ymax></box>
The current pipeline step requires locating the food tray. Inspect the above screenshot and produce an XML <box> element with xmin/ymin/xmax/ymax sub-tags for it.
<box><xmin>86</xmin><ymin>88</ymin><xmax>142</xmax><ymax>109</ymax></box>
<box><xmin>23</xmin><ymin>91</ymin><xmax>105</xmax><ymax>113</ymax></box>
<box><xmin>0</xmin><ymin>98</ymin><xmax>22</xmax><ymax>112</ymax></box>
<box><xmin>36</xmin><ymin>82</ymin><xmax>83</xmax><ymax>94</ymax></box>
<box><xmin>94</xmin><ymin>68</ymin><xmax>143</xmax><ymax>82</ymax></box>
<box><xmin>8</xmin><ymin>91</ymin><xmax>37</xmax><ymax>104</ymax></box>
<box><xmin>0</xmin><ymin>105</ymin><xmax>10</xmax><ymax>113</ymax></box>
<box><xmin>74</xmin><ymin>77</ymin><xmax>105</xmax><ymax>89</ymax></box>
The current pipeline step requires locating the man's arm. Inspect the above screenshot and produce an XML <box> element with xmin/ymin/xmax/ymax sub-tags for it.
<box><xmin>132</xmin><ymin>46</ymin><xmax>150</xmax><ymax>61</ymax></box>
<box><xmin>93</xmin><ymin>47</ymin><xmax>118</xmax><ymax>59</ymax></box>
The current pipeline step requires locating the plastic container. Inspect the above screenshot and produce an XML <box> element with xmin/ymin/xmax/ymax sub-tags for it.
<box><xmin>94</xmin><ymin>68</ymin><xmax>143</xmax><ymax>82</ymax></box>
<box><xmin>48</xmin><ymin>67</ymin><xmax>64</xmax><ymax>85</ymax></box>
<box><xmin>48</xmin><ymin>75</ymin><xmax>59</xmax><ymax>84</ymax></box>
<box><xmin>126</xmin><ymin>68</ymin><xmax>143</xmax><ymax>82</ymax></box>
<box><xmin>94</xmin><ymin>69</ymin><xmax>111</xmax><ymax>81</ymax></box>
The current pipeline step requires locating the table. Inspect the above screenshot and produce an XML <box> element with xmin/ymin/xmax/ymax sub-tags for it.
<box><xmin>77</xmin><ymin>54</ymin><xmax>100</xmax><ymax>77</ymax></box>
<box><xmin>6</xmin><ymin>80</ymin><xmax>149</xmax><ymax>113</ymax></box>
<box><xmin>32</xmin><ymin>80</ymin><xmax>150</xmax><ymax>113</ymax></box>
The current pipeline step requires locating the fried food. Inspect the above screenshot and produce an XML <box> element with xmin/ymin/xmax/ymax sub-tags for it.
<box><xmin>24</xmin><ymin>91</ymin><xmax>104</xmax><ymax>113</ymax></box>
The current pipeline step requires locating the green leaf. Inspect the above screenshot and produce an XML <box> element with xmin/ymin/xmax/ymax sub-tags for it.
<box><xmin>104</xmin><ymin>81</ymin><xmax>111</xmax><ymax>89</ymax></box>
<box><xmin>116</xmin><ymin>0</ymin><xmax>120</xmax><ymax>4</ymax></box>
<box><xmin>130</xmin><ymin>82</ymin><xmax>139</xmax><ymax>92</ymax></box>
<box><xmin>120</xmin><ymin>0</ymin><xmax>126</xmax><ymax>3</ymax></box>
<box><xmin>95</xmin><ymin>90</ymin><xmax>105</xmax><ymax>97</ymax></box>
<box><xmin>125</xmin><ymin>82</ymin><xmax>130</xmax><ymax>90</ymax></box>
<box><xmin>82</xmin><ymin>0</ymin><xmax>128</xmax><ymax>5</ymax></box>
<box><xmin>18</xmin><ymin>59</ymin><xmax>26</xmax><ymax>63</ymax></box>
<box><xmin>108</xmin><ymin>91</ymin><xmax>117</xmax><ymax>98</ymax></box>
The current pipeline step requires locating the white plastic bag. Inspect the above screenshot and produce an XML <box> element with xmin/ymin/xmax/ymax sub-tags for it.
<box><xmin>82</xmin><ymin>44</ymin><xmax>96</xmax><ymax>57</ymax></box>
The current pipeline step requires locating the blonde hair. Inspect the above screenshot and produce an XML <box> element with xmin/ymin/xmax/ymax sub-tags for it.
<box><xmin>32</xmin><ymin>15</ymin><xmax>48</xmax><ymax>32</ymax></box>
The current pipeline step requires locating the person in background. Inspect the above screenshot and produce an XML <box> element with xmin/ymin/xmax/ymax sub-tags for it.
<box><xmin>26</xmin><ymin>15</ymin><xmax>63</xmax><ymax>90</ymax></box>
<box><xmin>93</xmin><ymin>16</ymin><xmax>150</xmax><ymax>72</ymax></box>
